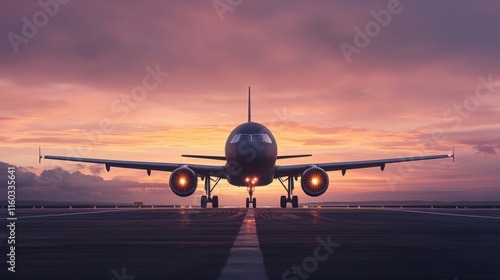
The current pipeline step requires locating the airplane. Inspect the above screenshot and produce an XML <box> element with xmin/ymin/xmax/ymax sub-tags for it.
<box><xmin>41</xmin><ymin>88</ymin><xmax>455</xmax><ymax>208</ymax></box>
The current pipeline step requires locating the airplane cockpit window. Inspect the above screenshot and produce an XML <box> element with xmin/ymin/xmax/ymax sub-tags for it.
<box><xmin>230</xmin><ymin>133</ymin><xmax>272</xmax><ymax>144</ymax></box>
<box><xmin>240</xmin><ymin>134</ymin><xmax>251</xmax><ymax>141</ymax></box>
<box><xmin>251</xmin><ymin>134</ymin><xmax>263</xmax><ymax>142</ymax></box>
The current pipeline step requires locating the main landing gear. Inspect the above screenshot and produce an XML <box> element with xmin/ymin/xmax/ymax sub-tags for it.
<box><xmin>278</xmin><ymin>176</ymin><xmax>299</xmax><ymax>208</ymax></box>
<box><xmin>245</xmin><ymin>178</ymin><xmax>257</xmax><ymax>208</ymax></box>
<box><xmin>200</xmin><ymin>175</ymin><xmax>221</xmax><ymax>208</ymax></box>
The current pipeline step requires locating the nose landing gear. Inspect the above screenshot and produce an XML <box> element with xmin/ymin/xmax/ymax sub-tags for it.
<box><xmin>245</xmin><ymin>177</ymin><xmax>257</xmax><ymax>208</ymax></box>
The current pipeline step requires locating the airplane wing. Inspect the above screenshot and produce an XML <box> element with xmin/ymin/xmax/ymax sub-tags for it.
<box><xmin>274</xmin><ymin>147</ymin><xmax>454</xmax><ymax>178</ymax></box>
<box><xmin>42</xmin><ymin>155</ymin><xmax>226</xmax><ymax>178</ymax></box>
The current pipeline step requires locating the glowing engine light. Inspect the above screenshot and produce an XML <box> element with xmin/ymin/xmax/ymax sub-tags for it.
<box><xmin>246</xmin><ymin>177</ymin><xmax>250</xmax><ymax>182</ymax></box>
<box><xmin>312</xmin><ymin>177</ymin><xmax>319</xmax><ymax>185</ymax></box>
<box><xmin>301</xmin><ymin>166</ymin><xmax>329</xmax><ymax>197</ymax></box>
<box><xmin>169</xmin><ymin>167</ymin><xmax>197</xmax><ymax>197</ymax></box>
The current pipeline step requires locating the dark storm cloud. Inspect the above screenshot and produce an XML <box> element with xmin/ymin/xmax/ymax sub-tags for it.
<box><xmin>0</xmin><ymin>161</ymin><xmax>169</xmax><ymax>201</ymax></box>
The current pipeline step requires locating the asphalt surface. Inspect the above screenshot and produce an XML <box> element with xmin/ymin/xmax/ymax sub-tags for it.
<box><xmin>1</xmin><ymin>208</ymin><xmax>500</xmax><ymax>280</ymax></box>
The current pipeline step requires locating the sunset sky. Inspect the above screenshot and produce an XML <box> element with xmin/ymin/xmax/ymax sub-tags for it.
<box><xmin>1</xmin><ymin>0</ymin><xmax>499</xmax><ymax>206</ymax></box>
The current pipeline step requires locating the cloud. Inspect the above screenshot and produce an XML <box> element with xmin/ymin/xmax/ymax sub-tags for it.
<box><xmin>473</xmin><ymin>145</ymin><xmax>497</xmax><ymax>155</ymax></box>
<box><xmin>88</xmin><ymin>164</ymin><xmax>103</xmax><ymax>175</ymax></box>
<box><xmin>0</xmin><ymin>161</ymin><xmax>170</xmax><ymax>203</ymax></box>
<box><xmin>1</xmin><ymin>1</ymin><xmax>499</xmax><ymax>92</ymax></box>
<box><xmin>0</xmin><ymin>161</ymin><xmax>37</xmax><ymax>188</ymax></box>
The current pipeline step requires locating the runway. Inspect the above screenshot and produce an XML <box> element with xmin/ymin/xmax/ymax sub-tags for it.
<box><xmin>1</xmin><ymin>207</ymin><xmax>500</xmax><ymax>280</ymax></box>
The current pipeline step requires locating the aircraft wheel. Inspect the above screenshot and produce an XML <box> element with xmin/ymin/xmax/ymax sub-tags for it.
<box><xmin>280</xmin><ymin>196</ymin><xmax>287</xmax><ymax>208</ymax></box>
<box><xmin>246</xmin><ymin>198</ymin><xmax>250</xmax><ymax>208</ymax></box>
<box><xmin>201</xmin><ymin>196</ymin><xmax>208</xmax><ymax>208</ymax></box>
<box><xmin>212</xmin><ymin>196</ymin><xmax>219</xmax><ymax>208</ymax></box>
<box><xmin>252</xmin><ymin>198</ymin><xmax>256</xmax><ymax>208</ymax></box>
<box><xmin>292</xmin><ymin>196</ymin><xmax>299</xmax><ymax>208</ymax></box>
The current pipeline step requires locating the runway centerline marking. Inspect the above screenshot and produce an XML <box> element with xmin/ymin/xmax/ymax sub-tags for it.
<box><xmin>387</xmin><ymin>209</ymin><xmax>500</xmax><ymax>220</ymax></box>
<box><xmin>1</xmin><ymin>209</ymin><xmax>137</xmax><ymax>220</ymax></box>
<box><xmin>218</xmin><ymin>208</ymin><xmax>268</xmax><ymax>280</ymax></box>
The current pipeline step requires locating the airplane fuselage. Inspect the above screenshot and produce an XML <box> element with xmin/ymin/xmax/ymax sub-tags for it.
<box><xmin>224</xmin><ymin>122</ymin><xmax>277</xmax><ymax>186</ymax></box>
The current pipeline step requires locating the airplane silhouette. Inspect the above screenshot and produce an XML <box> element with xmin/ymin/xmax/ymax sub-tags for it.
<box><xmin>41</xmin><ymin>87</ymin><xmax>454</xmax><ymax>208</ymax></box>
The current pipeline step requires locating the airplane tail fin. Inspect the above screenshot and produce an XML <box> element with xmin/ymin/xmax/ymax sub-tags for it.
<box><xmin>248</xmin><ymin>86</ymin><xmax>251</xmax><ymax>122</ymax></box>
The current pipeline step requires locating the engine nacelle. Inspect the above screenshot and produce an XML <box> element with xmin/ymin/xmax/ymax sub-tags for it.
<box><xmin>301</xmin><ymin>166</ymin><xmax>329</xmax><ymax>197</ymax></box>
<box><xmin>169</xmin><ymin>167</ymin><xmax>197</xmax><ymax>197</ymax></box>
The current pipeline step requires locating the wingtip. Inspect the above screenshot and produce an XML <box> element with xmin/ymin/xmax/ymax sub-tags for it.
<box><xmin>38</xmin><ymin>146</ymin><xmax>42</xmax><ymax>164</ymax></box>
<box><xmin>448</xmin><ymin>145</ymin><xmax>455</xmax><ymax>162</ymax></box>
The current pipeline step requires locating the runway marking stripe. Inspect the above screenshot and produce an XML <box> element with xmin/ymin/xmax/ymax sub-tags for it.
<box><xmin>1</xmin><ymin>209</ymin><xmax>135</xmax><ymax>220</ymax></box>
<box><xmin>218</xmin><ymin>209</ymin><xmax>268</xmax><ymax>280</ymax></box>
<box><xmin>389</xmin><ymin>209</ymin><xmax>500</xmax><ymax>220</ymax></box>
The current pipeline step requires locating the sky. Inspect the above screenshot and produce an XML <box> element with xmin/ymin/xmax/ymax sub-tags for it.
<box><xmin>1</xmin><ymin>0</ymin><xmax>499</xmax><ymax>206</ymax></box>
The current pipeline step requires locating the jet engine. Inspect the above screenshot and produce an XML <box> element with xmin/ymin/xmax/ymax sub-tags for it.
<box><xmin>169</xmin><ymin>167</ymin><xmax>197</xmax><ymax>197</ymax></box>
<box><xmin>301</xmin><ymin>166</ymin><xmax>329</xmax><ymax>197</ymax></box>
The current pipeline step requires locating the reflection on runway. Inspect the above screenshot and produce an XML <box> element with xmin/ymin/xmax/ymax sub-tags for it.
<box><xmin>1</xmin><ymin>207</ymin><xmax>499</xmax><ymax>280</ymax></box>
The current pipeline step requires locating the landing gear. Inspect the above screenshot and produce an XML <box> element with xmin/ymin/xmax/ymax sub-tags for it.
<box><xmin>278</xmin><ymin>176</ymin><xmax>299</xmax><ymax>208</ymax></box>
<box><xmin>201</xmin><ymin>195</ymin><xmax>208</xmax><ymax>208</ymax></box>
<box><xmin>212</xmin><ymin>195</ymin><xmax>219</xmax><ymax>208</ymax></box>
<box><xmin>246</xmin><ymin>197</ymin><xmax>256</xmax><ymax>208</ymax></box>
<box><xmin>291</xmin><ymin>195</ymin><xmax>298</xmax><ymax>208</ymax></box>
<box><xmin>245</xmin><ymin>179</ymin><xmax>257</xmax><ymax>208</ymax></box>
<box><xmin>200</xmin><ymin>175</ymin><xmax>221</xmax><ymax>208</ymax></box>
<box><xmin>280</xmin><ymin>195</ymin><xmax>286</xmax><ymax>208</ymax></box>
